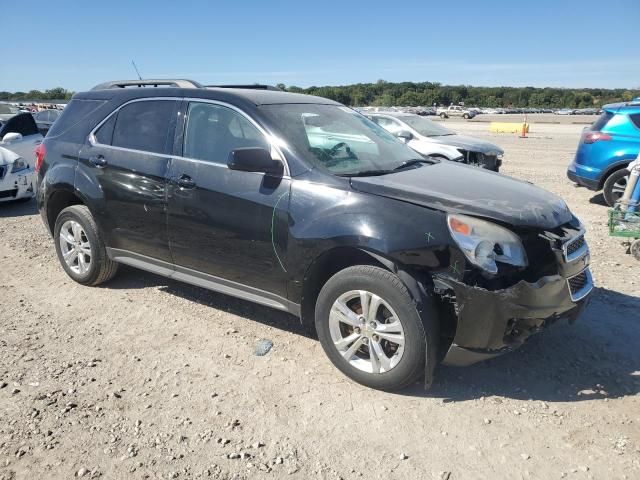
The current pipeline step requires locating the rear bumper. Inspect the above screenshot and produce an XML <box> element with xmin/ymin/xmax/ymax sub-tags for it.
<box><xmin>436</xmin><ymin>269</ymin><xmax>592</xmax><ymax>366</ymax></box>
<box><xmin>567</xmin><ymin>168</ymin><xmax>599</xmax><ymax>190</ymax></box>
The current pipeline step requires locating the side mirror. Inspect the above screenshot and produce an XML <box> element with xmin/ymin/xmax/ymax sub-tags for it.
<box><xmin>395</xmin><ymin>130</ymin><xmax>413</xmax><ymax>142</ymax></box>
<box><xmin>2</xmin><ymin>132</ymin><xmax>22</xmax><ymax>144</ymax></box>
<box><xmin>228</xmin><ymin>147</ymin><xmax>283</xmax><ymax>175</ymax></box>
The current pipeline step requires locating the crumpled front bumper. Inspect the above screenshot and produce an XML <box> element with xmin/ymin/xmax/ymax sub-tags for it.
<box><xmin>0</xmin><ymin>168</ymin><xmax>36</xmax><ymax>202</ymax></box>
<box><xmin>435</xmin><ymin>271</ymin><xmax>592</xmax><ymax>366</ymax></box>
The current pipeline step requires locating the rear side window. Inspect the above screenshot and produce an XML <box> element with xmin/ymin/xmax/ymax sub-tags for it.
<box><xmin>111</xmin><ymin>100</ymin><xmax>177</xmax><ymax>154</ymax></box>
<box><xmin>94</xmin><ymin>114</ymin><xmax>116</xmax><ymax>145</ymax></box>
<box><xmin>47</xmin><ymin>99</ymin><xmax>106</xmax><ymax>138</ymax></box>
<box><xmin>630</xmin><ymin>114</ymin><xmax>640</xmax><ymax>130</ymax></box>
<box><xmin>591</xmin><ymin>112</ymin><xmax>613</xmax><ymax>131</ymax></box>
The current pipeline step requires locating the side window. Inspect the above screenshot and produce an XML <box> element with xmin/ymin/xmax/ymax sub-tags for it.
<box><xmin>373</xmin><ymin>116</ymin><xmax>402</xmax><ymax>132</ymax></box>
<box><xmin>629</xmin><ymin>114</ymin><xmax>640</xmax><ymax>130</ymax></box>
<box><xmin>94</xmin><ymin>113</ymin><xmax>117</xmax><ymax>145</ymax></box>
<box><xmin>111</xmin><ymin>100</ymin><xmax>177</xmax><ymax>154</ymax></box>
<box><xmin>183</xmin><ymin>102</ymin><xmax>269</xmax><ymax>164</ymax></box>
<box><xmin>0</xmin><ymin>113</ymin><xmax>39</xmax><ymax>138</ymax></box>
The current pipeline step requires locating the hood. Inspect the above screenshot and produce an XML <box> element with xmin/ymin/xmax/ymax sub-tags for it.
<box><xmin>430</xmin><ymin>134</ymin><xmax>504</xmax><ymax>156</ymax></box>
<box><xmin>350</xmin><ymin>161</ymin><xmax>572</xmax><ymax>230</ymax></box>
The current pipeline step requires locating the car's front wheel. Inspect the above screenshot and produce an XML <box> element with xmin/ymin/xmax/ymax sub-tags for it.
<box><xmin>603</xmin><ymin>168</ymin><xmax>629</xmax><ymax>207</ymax></box>
<box><xmin>439</xmin><ymin>113</ymin><xmax>447</xmax><ymax>119</ymax></box>
<box><xmin>315</xmin><ymin>265</ymin><xmax>436</xmax><ymax>391</ymax></box>
<box><xmin>54</xmin><ymin>205</ymin><xmax>118</xmax><ymax>286</ymax></box>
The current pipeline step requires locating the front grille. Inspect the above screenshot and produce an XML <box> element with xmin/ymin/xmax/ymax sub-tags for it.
<box><xmin>567</xmin><ymin>268</ymin><xmax>593</xmax><ymax>301</ymax></box>
<box><xmin>0</xmin><ymin>165</ymin><xmax>6</xmax><ymax>180</ymax></box>
<box><xmin>459</xmin><ymin>151</ymin><xmax>500</xmax><ymax>172</ymax></box>
<box><xmin>563</xmin><ymin>234</ymin><xmax>588</xmax><ymax>262</ymax></box>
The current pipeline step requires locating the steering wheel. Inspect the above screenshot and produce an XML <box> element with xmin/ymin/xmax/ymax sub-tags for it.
<box><xmin>328</xmin><ymin>142</ymin><xmax>350</xmax><ymax>156</ymax></box>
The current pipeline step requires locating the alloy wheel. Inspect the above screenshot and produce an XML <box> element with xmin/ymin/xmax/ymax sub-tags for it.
<box><xmin>611</xmin><ymin>175</ymin><xmax>628</xmax><ymax>202</ymax></box>
<box><xmin>328</xmin><ymin>290</ymin><xmax>405</xmax><ymax>374</ymax></box>
<box><xmin>59</xmin><ymin>220</ymin><xmax>92</xmax><ymax>275</ymax></box>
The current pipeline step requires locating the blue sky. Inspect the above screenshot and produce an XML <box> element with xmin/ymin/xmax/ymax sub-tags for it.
<box><xmin>3</xmin><ymin>0</ymin><xmax>638</xmax><ymax>92</ymax></box>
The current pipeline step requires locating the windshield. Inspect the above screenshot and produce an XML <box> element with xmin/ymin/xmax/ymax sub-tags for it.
<box><xmin>398</xmin><ymin>115</ymin><xmax>454</xmax><ymax>137</ymax></box>
<box><xmin>260</xmin><ymin>104</ymin><xmax>423</xmax><ymax>176</ymax></box>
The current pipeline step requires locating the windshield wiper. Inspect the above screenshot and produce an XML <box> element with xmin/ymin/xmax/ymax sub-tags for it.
<box><xmin>392</xmin><ymin>158</ymin><xmax>439</xmax><ymax>171</ymax></box>
<box><xmin>336</xmin><ymin>169</ymin><xmax>394</xmax><ymax>177</ymax></box>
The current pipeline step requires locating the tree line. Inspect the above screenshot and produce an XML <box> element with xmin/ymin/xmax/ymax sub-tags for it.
<box><xmin>2</xmin><ymin>81</ymin><xmax>639</xmax><ymax>108</ymax></box>
<box><xmin>278</xmin><ymin>80</ymin><xmax>640</xmax><ymax>108</ymax></box>
<box><xmin>0</xmin><ymin>88</ymin><xmax>73</xmax><ymax>102</ymax></box>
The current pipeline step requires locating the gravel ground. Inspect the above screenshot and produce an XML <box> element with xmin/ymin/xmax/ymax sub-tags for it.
<box><xmin>0</xmin><ymin>121</ymin><xmax>638</xmax><ymax>480</ymax></box>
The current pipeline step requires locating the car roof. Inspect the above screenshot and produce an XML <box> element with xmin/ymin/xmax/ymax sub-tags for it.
<box><xmin>603</xmin><ymin>99</ymin><xmax>640</xmax><ymax>114</ymax></box>
<box><xmin>75</xmin><ymin>80</ymin><xmax>339</xmax><ymax>107</ymax></box>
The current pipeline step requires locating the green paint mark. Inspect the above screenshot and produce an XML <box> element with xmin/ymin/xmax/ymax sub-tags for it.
<box><xmin>425</xmin><ymin>232</ymin><xmax>434</xmax><ymax>243</ymax></box>
<box><xmin>451</xmin><ymin>261</ymin><xmax>461</xmax><ymax>275</ymax></box>
<box><xmin>271</xmin><ymin>190</ymin><xmax>290</xmax><ymax>273</ymax></box>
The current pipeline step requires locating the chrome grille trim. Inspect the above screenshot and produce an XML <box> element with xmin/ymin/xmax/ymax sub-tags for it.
<box><xmin>563</xmin><ymin>233</ymin><xmax>588</xmax><ymax>262</ymax></box>
<box><xmin>567</xmin><ymin>268</ymin><xmax>593</xmax><ymax>302</ymax></box>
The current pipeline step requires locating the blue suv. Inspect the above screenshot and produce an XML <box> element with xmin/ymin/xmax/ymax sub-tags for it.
<box><xmin>567</xmin><ymin>100</ymin><xmax>640</xmax><ymax>206</ymax></box>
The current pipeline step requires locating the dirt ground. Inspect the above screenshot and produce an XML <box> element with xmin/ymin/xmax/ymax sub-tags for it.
<box><xmin>0</xmin><ymin>120</ymin><xmax>638</xmax><ymax>480</ymax></box>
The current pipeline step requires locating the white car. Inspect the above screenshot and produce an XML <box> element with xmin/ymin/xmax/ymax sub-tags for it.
<box><xmin>0</xmin><ymin>145</ymin><xmax>36</xmax><ymax>202</ymax></box>
<box><xmin>0</xmin><ymin>112</ymin><xmax>43</xmax><ymax>164</ymax></box>
<box><xmin>366</xmin><ymin>112</ymin><xmax>504</xmax><ymax>171</ymax></box>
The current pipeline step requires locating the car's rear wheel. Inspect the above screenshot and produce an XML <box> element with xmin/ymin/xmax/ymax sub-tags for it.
<box><xmin>463</xmin><ymin>113</ymin><xmax>470</xmax><ymax>119</ymax></box>
<box><xmin>440</xmin><ymin>113</ymin><xmax>447</xmax><ymax>119</ymax></box>
<box><xmin>315</xmin><ymin>265</ymin><xmax>436</xmax><ymax>391</ymax></box>
<box><xmin>603</xmin><ymin>168</ymin><xmax>629</xmax><ymax>207</ymax></box>
<box><xmin>54</xmin><ymin>205</ymin><xmax>118</xmax><ymax>286</ymax></box>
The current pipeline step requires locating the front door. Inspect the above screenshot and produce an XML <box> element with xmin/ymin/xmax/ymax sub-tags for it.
<box><xmin>79</xmin><ymin>99</ymin><xmax>179</xmax><ymax>263</ymax></box>
<box><xmin>167</xmin><ymin>101</ymin><xmax>290</xmax><ymax>298</ymax></box>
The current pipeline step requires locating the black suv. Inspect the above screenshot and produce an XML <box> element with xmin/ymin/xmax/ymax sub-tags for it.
<box><xmin>36</xmin><ymin>79</ymin><xmax>593</xmax><ymax>391</ymax></box>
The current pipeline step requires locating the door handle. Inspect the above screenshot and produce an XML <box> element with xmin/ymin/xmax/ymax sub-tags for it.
<box><xmin>177</xmin><ymin>174</ymin><xmax>196</xmax><ymax>189</ymax></box>
<box><xmin>89</xmin><ymin>155</ymin><xmax>107</xmax><ymax>168</ymax></box>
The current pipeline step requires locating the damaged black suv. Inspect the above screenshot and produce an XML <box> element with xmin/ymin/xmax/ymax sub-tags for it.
<box><xmin>37</xmin><ymin>79</ymin><xmax>592</xmax><ymax>391</ymax></box>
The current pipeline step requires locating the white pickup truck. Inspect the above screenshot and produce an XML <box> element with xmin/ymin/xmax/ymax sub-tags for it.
<box><xmin>437</xmin><ymin>105</ymin><xmax>476</xmax><ymax>119</ymax></box>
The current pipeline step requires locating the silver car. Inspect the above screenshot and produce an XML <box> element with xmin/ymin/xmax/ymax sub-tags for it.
<box><xmin>367</xmin><ymin>112</ymin><xmax>504</xmax><ymax>171</ymax></box>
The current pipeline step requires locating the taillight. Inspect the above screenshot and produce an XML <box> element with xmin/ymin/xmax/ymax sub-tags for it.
<box><xmin>35</xmin><ymin>143</ymin><xmax>46</xmax><ymax>173</ymax></box>
<box><xmin>582</xmin><ymin>131</ymin><xmax>612</xmax><ymax>144</ymax></box>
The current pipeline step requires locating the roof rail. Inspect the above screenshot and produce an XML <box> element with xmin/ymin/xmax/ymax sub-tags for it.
<box><xmin>91</xmin><ymin>79</ymin><xmax>203</xmax><ymax>90</ymax></box>
<box><xmin>205</xmin><ymin>84</ymin><xmax>282</xmax><ymax>91</ymax></box>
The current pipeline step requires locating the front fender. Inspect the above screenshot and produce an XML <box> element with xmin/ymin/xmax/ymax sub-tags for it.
<box><xmin>286</xmin><ymin>180</ymin><xmax>454</xmax><ymax>289</ymax></box>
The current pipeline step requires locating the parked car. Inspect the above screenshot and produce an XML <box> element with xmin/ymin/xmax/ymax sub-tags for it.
<box><xmin>0</xmin><ymin>112</ymin><xmax>44</xmax><ymax>161</ymax></box>
<box><xmin>555</xmin><ymin>109</ymin><xmax>575</xmax><ymax>115</ymax></box>
<box><xmin>37</xmin><ymin>79</ymin><xmax>592</xmax><ymax>391</ymax></box>
<box><xmin>0</xmin><ymin>145</ymin><xmax>36</xmax><ymax>202</ymax></box>
<box><xmin>366</xmin><ymin>112</ymin><xmax>503</xmax><ymax>171</ymax></box>
<box><xmin>437</xmin><ymin>105</ymin><xmax>476</xmax><ymax>119</ymax></box>
<box><xmin>0</xmin><ymin>103</ymin><xmax>20</xmax><ymax>121</ymax></box>
<box><xmin>33</xmin><ymin>109</ymin><xmax>62</xmax><ymax>136</ymax></box>
<box><xmin>567</xmin><ymin>100</ymin><xmax>640</xmax><ymax>206</ymax></box>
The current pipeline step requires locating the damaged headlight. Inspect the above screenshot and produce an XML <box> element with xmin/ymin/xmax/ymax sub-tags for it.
<box><xmin>10</xmin><ymin>157</ymin><xmax>28</xmax><ymax>173</ymax></box>
<box><xmin>447</xmin><ymin>214</ymin><xmax>528</xmax><ymax>274</ymax></box>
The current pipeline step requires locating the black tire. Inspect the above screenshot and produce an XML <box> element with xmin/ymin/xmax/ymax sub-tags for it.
<box><xmin>53</xmin><ymin>205</ymin><xmax>118</xmax><ymax>286</ymax></box>
<box><xmin>315</xmin><ymin>265</ymin><xmax>437</xmax><ymax>391</ymax></box>
<box><xmin>463</xmin><ymin>113</ymin><xmax>470</xmax><ymax>119</ymax></box>
<box><xmin>439</xmin><ymin>113</ymin><xmax>447</xmax><ymax>119</ymax></box>
<box><xmin>603</xmin><ymin>168</ymin><xmax>629</xmax><ymax>207</ymax></box>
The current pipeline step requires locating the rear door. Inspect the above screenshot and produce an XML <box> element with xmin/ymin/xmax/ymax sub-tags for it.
<box><xmin>166</xmin><ymin>100</ymin><xmax>291</xmax><ymax>297</ymax></box>
<box><xmin>80</xmin><ymin>98</ymin><xmax>179</xmax><ymax>263</ymax></box>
